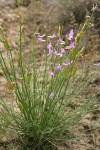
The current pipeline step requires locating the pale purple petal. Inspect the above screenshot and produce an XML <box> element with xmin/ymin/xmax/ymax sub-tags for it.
<box><xmin>94</xmin><ymin>62</ymin><xmax>100</xmax><ymax>66</ymax></box>
<box><xmin>63</xmin><ymin>60</ymin><xmax>71</xmax><ymax>66</ymax></box>
<box><xmin>47</xmin><ymin>42</ymin><xmax>53</xmax><ymax>56</ymax></box>
<box><xmin>68</xmin><ymin>42</ymin><xmax>75</xmax><ymax>49</ymax></box>
<box><xmin>56</xmin><ymin>64</ymin><xmax>62</xmax><ymax>71</ymax></box>
<box><xmin>54</xmin><ymin>49</ymin><xmax>58</xmax><ymax>56</ymax></box>
<box><xmin>49</xmin><ymin>92</ymin><xmax>54</xmax><ymax>99</ymax></box>
<box><xmin>37</xmin><ymin>34</ymin><xmax>45</xmax><ymax>41</ymax></box>
<box><xmin>38</xmin><ymin>37</ymin><xmax>43</xmax><ymax>41</ymax></box>
<box><xmin>68</xmin><ymin>29</ymin><xmax>74</xmax><ymax>41</ymax></box>
<box><xmin>70</xmin><ymin>29</ymin><xmax>74</xmax><ymax>36</ymax></box>
<box><xmin>12</xmin><ymin>41</ymin><xmax>17</xmax><ymax>47</ymax></box>
<box><xmin>38</xmin><ymin>34</ymin><xmax>45</xmax><ymax>38</ymax></box>
<box><xmin>54</xmin><ymin>49</ymin><xmax>63</xmax><ymax>57</ymax></box>
<box><xmin>61</xmin><ymin>48</ymin><xmax>65</xmax><ymax>54</ymax></box>
<box><xmin>48</xmin><ymin>48</ymin><xmax>53</xmax><ymax>56</ymax></box>
<box><xmin>47</xmin><ymin>42</ymin><xmax>52</xmax><ymax>49</ymax></box>
<box><xmin>49</xmin><ymin>71</ymin><xmax>54</xmax><ymax>76</ymax></box>
<box><xmin>48</xmin><ymin>33</ymin><xmax>56</xmax><ymax>39</ymax></box>
<box><xmin>57</xmin><ymin>38</ymin><xmax>65</xmax><ymax>45</ymax></box>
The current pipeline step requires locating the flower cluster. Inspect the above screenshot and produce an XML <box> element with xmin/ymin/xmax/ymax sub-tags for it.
<box><xmin>37</xmin><ymin>30</ymin><xmax>75</xmax><ymax>76</ymax></box>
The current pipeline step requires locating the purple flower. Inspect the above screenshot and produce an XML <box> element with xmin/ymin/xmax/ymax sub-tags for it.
<box><xmin>54</xmin><ymin>49</ymin><xmax>58</xmax><ymax>56</ymax></box>
<box><xmin>47</xmin><ymin>42</ymin><xmax>52</xmax><ymax>49</ymax></box>
<box><xmin>48</xmin><ymin>33</ymin><xmax>56</xmax><ymax>39</ymax></box>
<box><xmin>57</xmin><ymin>38</ymin><xmax>65</xmax><ymax>45</ymax></box>
<box><xmin>54</xmin><ymin>49</ymin><xmax>63</xmax><ymax>57</ymax></box>
<box><xmin>54</xmin><ymin>48</ymin><xmax>65</xmax><ymax>57</ymax></box>
<box><xmin>68</xmin><ymin>29</ymin><xmax>74</xmax><ymax>41</ymax></box>
<box><xmin>48</xmin><ymin>48</ymin><xmax>53</xmax><ymax>56</ymax></box>
<box><xmin>68</xmin><ymin>42</ymin><xmax>75</xmax><ymax>49</ymax></box>
<box><xmin>37</xmin><ymin>34</ymin><xmax>45</xmax><ymax>42</ymax></box>
<box><xmin>63</xmin><ymin>60</ymin><xmax>71</xmax><ymax>66</ymax></box>
<box><xmin>12</xmin><ymin>41</ymin><xmax>17</xmax><ymax>47</ymax></box>
<box><xmin>61</xmin><ymin>48</ymin><xmax>65</xmax><ymax>54</ymax></box>
<box><xmin>48</xmin><ymin>42</ymin><xmax>53</xmax><ymax>56</ymax></box>
<box><xmin>49</xmin><ymin>92</ymin><xmax>54</xmax><ymax>99</ymax></box>
<box><xmin>94</xmin><ymin>62</ymin><xmax>100</xmax><ymax>66</ymax></box>
<box><xmin>50</xmin><ymin>71</ymin><xmax>54</xmax><ymax>76</ymax></box>
<box><xmin>56</xmin><ymin>64</ymin><xmax>62</xmax><ymax>71</ymax></box>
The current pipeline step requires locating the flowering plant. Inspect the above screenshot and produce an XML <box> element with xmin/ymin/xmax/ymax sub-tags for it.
<box><xmin>0</xmin><ymin>13</ymin><xmax>96</xmax><ymax>149</ymax></box>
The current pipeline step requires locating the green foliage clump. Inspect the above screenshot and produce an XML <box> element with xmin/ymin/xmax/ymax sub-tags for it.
<box><xmin>0</xmin><ymin>11</ymin><xmax>96</xmax><ymax>149</ymax></box>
